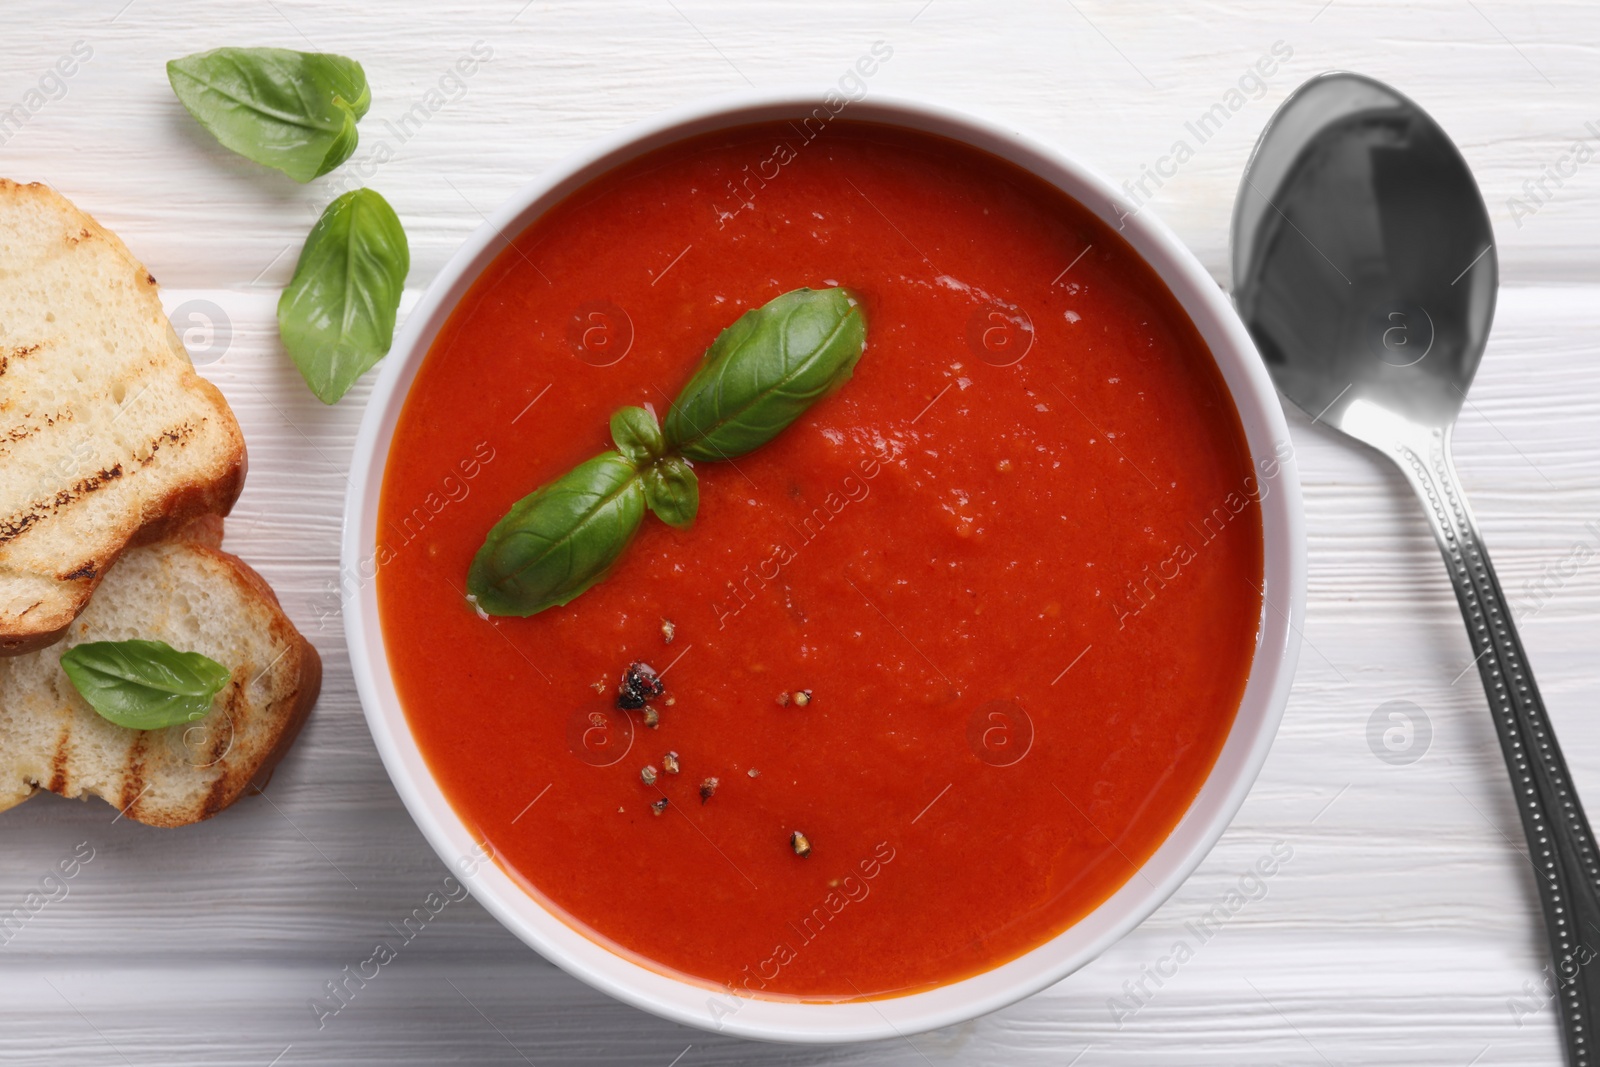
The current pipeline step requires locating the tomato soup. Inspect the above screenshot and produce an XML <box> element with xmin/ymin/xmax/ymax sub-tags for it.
<box><xmin>377</xmin><ymin>121</ymin><xmax>1263</xmax><ymax>1000</ymax></box>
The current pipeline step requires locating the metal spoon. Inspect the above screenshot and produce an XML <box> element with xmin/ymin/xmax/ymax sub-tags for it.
<box><xmin>1232</xmin><ymin>71</ymin><xmax>1600</xmax><ymax>1064</ymax></box>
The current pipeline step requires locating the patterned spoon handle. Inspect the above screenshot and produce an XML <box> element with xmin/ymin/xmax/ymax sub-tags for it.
<box><xmin>1390</xmin><ymin>426</ymin><xmax>1600</xmax><ymax>1067</ymax></box>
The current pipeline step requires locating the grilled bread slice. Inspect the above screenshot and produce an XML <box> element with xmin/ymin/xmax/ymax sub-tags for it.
<box><xmin>0</xmin><ymin>179</ymin><xmax>247</xmax><ymax>655</ymax></box>
<box><xmin>0</xmin><ymin>518</ymin><xmax>320</xmax><ymax>827</ymax></box>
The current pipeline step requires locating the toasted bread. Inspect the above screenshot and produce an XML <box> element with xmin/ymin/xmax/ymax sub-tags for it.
<box><xmin>0</xmin><ymin>520</ymin><xmax>320</xmax><ymax>827</ymax></box>
<box><xmin>0</xmin><ymin>179</ymin><xmax>247</xmax><ymax>655</ymax></box>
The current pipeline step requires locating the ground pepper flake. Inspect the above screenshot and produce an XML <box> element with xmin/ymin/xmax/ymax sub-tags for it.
<box><xmin>699</xmin><ymin>777</ymin><xmax>719</xmax><ymax>804</ymax></box>
<box><xmin>616</xmin><ymin>662</ymin><xmax>664</xmax><ymax>710</ymax></box>
<box><xmin>661</xmin><ymin>618</ymin><xmax>676</xmax><ymax>644</ymax></box>
<box><xmin>663</xmin><ymin>752</ymin><xmax>680</xmax><ymax>775</ymax></box>
<box><xmin>640</xmin><ymin>765</ymin><xmax>658</xmax><ymax>786</ymax></box>
<box><xmin>791</xmin><ymin>689</ymin><xmax>812</xmax><ymax>707</ymax></box>
<box><xmin>651</xmin><ymin>797</ymin><xmax>669</xmax><ymax>816</ymax></box>
<box><xmin>790</xmin><ymin>831</ymin><xmax>812</xmax><ymax>857</ymax></box>
<box><xmin>643</xmin><ymin>707</ymin><xmax>660</xmax><ymax>729</ymax></box>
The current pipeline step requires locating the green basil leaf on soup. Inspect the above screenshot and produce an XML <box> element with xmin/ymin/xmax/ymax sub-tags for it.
<box><xmin>664</xmin><ymin>287</ymin><xmax>867</xmax><ymax>462</ymax></box>
<box><xmin>278</xmin><ymin>188</ymin><xmax>410</xmax><ymax>404</ymax></box>
<box><xmin>167</xmin><ymin>47</ymin><xmax>370</xmax><ymax>182</ymax></box>
<box><xmin>642</xmin><ymin>456</ymin><xmax>699</xmax><ymax>529</ymax></box>
<box><xmin>610</xmin><ymin>405</ymin><xmax>666</xmax><ymax>467</ymax></box>
<box><xmin>59</xmin><ymin>639</ymin><xmax>232</xmax><ymax>732</ymax></box>
<box><xmin>467</xmin><ymin>451</ymin><xmax>646</xmax><ymax>617</ymax></box>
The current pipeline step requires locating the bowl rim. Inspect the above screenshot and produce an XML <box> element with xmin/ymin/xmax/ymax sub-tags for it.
<box><xmin>341</xmin><ymin>86</ymin><xmax>1305</xmax><ymax>1044</ymax></box>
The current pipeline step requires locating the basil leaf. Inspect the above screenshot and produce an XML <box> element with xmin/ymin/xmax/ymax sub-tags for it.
<box><xmin>642</xmin><ymin>456</ymin><xmax>699</xmax><ymax>528</ymax></box>
<box><xmin>59</xmin><ymin>639</ymin><xmax>232</xmax><ymax>731</ymax></box>
<box><xmin>277</xmin><ymin>188</ymin><xmax>410</xmax><ymax>404</ymax></box>
<box><xmin>610</xmin><ymin>406</ymin><xmax>665</xmax><ymax>467</ymax></box>
<box><xmin>467</xmin><ymin>451</ymin><xmax>646</xmax><ymax>617</ymax></box>
<box><xmin>167</xmin><ymin>47</ymin><xmax>370</xmax><ymax>182</ymax></box>
<box><xmin>664</xmin><ymin>287</ymin><xmax>867</xmax><ymax>462</ymax></box>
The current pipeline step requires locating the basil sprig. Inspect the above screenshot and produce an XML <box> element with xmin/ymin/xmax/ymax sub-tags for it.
<box><xmin>167</xmin><ymin>47</ymin><xmax>370</xmax><ymax>183</ymax></box>
<box><xmin>665</xmin><ymin>287</ymin><xmax>867</xmax><ymax>461</ymax></box>
<box><xmin>59</xmin><ymin>640</ymin><xmax>232</xmax><ymax>731</ymax></box>
<box><xmin>467</xmin><ymin>287</ymin><xmax>866</xmax><ymax>618</ymax></box>
<box><xmin>278</xmin><ymin>188</ymin><xmax>410</xmax><ymax>404</ymax></box>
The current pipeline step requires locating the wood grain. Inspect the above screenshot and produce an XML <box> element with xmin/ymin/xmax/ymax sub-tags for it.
<box><xmin>3</xmin><ymin>1</ymin><xmax>1598</xmax><ymax>1063</ymax></box>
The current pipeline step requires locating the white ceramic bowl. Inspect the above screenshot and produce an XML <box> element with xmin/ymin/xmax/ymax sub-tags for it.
<box><xmin>342</xmin><ymin>89</ymin><xmax>1305</xmax><ymax>1044</ymax></box>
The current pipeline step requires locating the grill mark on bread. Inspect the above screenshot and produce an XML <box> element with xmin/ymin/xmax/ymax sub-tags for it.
<box><xmin>0</xmin><ymin>512</ymin><xmax>42</xmax><ymax>546</ymax></box>
<box><xmin>59</xmin><ymin>561</ymin><xmax>97</xmax><ymax>581</ymax></box>
<box><xmin>0</xmin><ymin>421</ymin><xmax>199</xmax><ymax>545</ymax></box>
<box><xmin>1</xmin><ymin>343</ymin><xmax>41</xmax><ymax>379</ymax></box>
<box><xmin>0</xmin><ymin>464</ymin><xmax>124</xmax><ymax>545</ymax></box>
<box><xmin>48</xmin><ymin>732</ymin><xmax>68</xmax><ymax>793</ymax></box>
<box><xmin>200</xmin><ymin>767</ymin><xmax>232</xmax><ymax>819</ymax></box>
<box><xmin>210</xmin><ymin>682</ymin><xmax>241</xmax><ymax>766</ymax></box>
<box><xmin>199</xmin><ymin>684</ymin><xmax>244</xmax><ymax>818</ymax></box>
<box><xmin>3</xmin><ymin>407</ymin><xmax>73</xmax><ymax>447</ymax></box>
<box><xmin>146</xmin><ymin>423</ymin><xmax>195</xmax><ymax>458</ymax></box>
<box><xmin>122</xmin><ymin>733</ymin><xmax>147</xmax><ymax>818</ymax></box>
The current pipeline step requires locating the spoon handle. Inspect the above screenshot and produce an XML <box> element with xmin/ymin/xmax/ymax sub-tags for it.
<box><xmin>1390</xmin><ymin>426</ymin><xmax>1600</xmax><ymax>1065</ymax></box>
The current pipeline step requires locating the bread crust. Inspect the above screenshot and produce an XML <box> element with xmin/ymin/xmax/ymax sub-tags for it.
<box><xmin>0</xmin><ymin>179</ymin><xmax>247</xmax><ymax>655</ymax></box>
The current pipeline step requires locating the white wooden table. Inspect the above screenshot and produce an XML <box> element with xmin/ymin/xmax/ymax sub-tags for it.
<box><xmin>5</xmin><ymin>2</ymin><xmax>1599</xmax><ymax>1063</ymax></box>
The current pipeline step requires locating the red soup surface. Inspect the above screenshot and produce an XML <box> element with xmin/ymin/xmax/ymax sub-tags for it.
<box><xmin>377</xmin><ymin>120</ymin><xmax>1263</xmax><ymax>1000</ymax></box>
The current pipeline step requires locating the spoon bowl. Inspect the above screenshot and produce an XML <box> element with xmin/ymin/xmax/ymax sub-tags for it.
<box><xmin>1232</xmin><ymin>71</ymin><xmax>1497</xmax><ymax>437</ymax></box>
